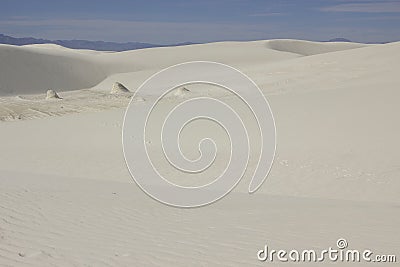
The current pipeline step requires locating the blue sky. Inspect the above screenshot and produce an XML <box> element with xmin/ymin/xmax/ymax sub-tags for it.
<box><xmin>1</xmin><ymin>0</ymin><xmax>399</xmax><ymax>44</ymax></box>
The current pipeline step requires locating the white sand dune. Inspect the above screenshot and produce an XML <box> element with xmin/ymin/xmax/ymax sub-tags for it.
<box><xmin>0</xmin><ymin>40</ymin><xmax>399</xmax><ymax>266</ymax></box>
<box><xmin>0</xmin><ymin>44</ymin><xmax>107</xmax><ymax>96</ymax></box>
<box><xmin>1</xmin><ymin>40</ymin><xmax>303</xmax><ymax>96</ymax></box>
<box><xmin>265</xmin><ymin>39</ymin><xmax>367</xmax><ymax>55</ymax></box>
<box><xmin>0</xmin><ymin>39</ymin><xmax>369</xmax><ymax>96</ymax></box>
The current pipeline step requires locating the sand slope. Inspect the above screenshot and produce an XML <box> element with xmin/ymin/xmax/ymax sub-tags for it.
<box><xmin>0</xmin><ymin>44</ymin><xmax>107</xmax><ymax>96</ymax></box>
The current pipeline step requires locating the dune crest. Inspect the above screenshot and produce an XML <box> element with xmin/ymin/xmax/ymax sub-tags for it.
<box><xmin>265</xmin><ymin>39</ymin><xmax>366</xmax><ymax>56</ymax></box>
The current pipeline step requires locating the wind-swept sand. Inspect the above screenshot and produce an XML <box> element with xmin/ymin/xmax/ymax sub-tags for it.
<box><xmin>0</xmin><ymin>40</ymin><xmax>399</xmax><ymax>266</ymax></box>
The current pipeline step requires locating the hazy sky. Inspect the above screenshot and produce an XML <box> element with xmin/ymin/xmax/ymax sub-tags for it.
<box><xmin>1</xmin><ymin>0</ymin><xmax>399</xmax><ymax>44</ymax></box>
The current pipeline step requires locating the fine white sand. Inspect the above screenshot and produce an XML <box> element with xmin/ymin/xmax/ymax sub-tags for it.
<box><xmin>0</xmin><ymin>40</ymin><xmax>399</xmax><ymax>266</ymax></box>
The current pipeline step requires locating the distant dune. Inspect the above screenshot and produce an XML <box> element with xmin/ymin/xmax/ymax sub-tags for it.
<box><xmin>0</xmin><ymin>40</ymin><xmax>298</xmax><ymax>95</ymax></box>
<box><xmin>0</xmin><ymin>39</ymin><xmax>380</xmax><ymax>96</ymax></box>
<box><xmin>0</xmin><ymin>44</ymin><xmax>107</xmax><ymax>96</ymax></box>
<box><xmin>265</xmin><ymin>39</ymin><xmax>366</xmax><ymax>56</ymax></box>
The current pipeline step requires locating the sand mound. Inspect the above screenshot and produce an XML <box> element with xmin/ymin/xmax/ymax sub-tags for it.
<box><xmin>173</xmin><ymin>87</ymin><xmax>190</xmax><ymax>97</ymax></box>
<box><xmin>45</xmin><ymin>89</ymin><xmax>62</xmax><ymax>100</ymax></box>
<box><xmin>111</xmin><ymin>82</ymin><xmax>130</xmax><ymax>94</ymax></box>
<box><xmin>133</xmin><ymin>96</ymin><xmax>145</xmax><ymax>102</ymax></box>
<box><xmin>265</xmin><ymin>39</ymin><xmax>366</xmax><ymax>56</ymax></box>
